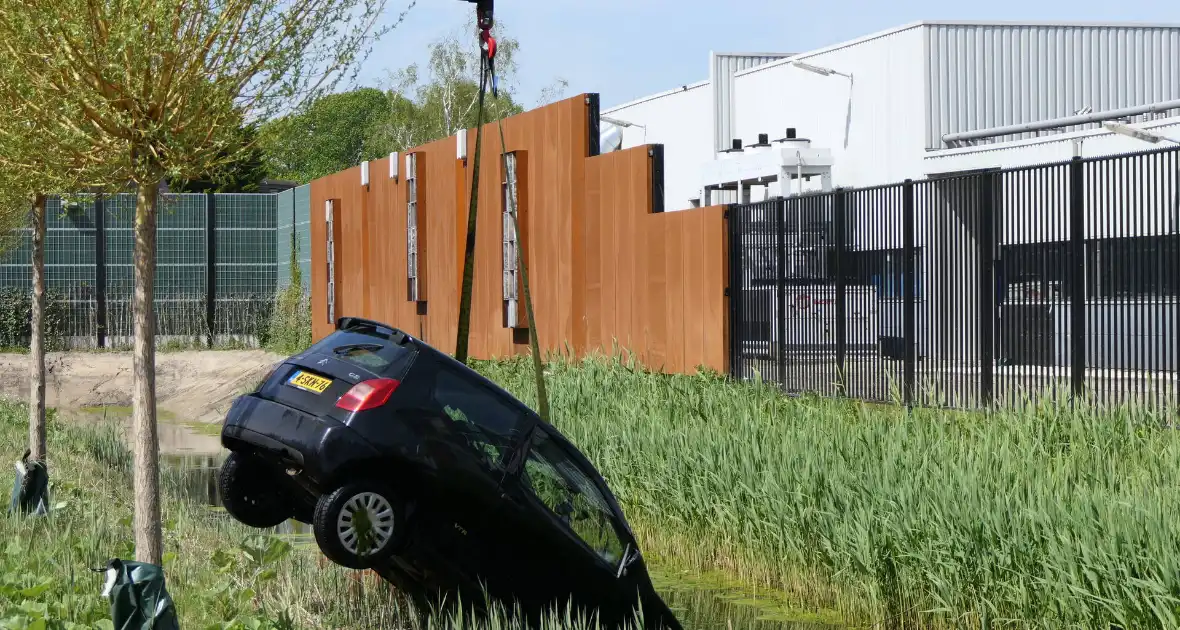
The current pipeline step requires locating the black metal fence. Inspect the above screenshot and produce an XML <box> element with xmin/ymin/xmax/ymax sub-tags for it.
<box><xmin>729</xmin><ymin>145</ymin><xmax>1180</xmax><ymax>410</ymax></box>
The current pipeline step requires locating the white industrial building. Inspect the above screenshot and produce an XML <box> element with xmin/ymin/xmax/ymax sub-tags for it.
<box><xmin>601</xmin><ymin>20</ymin><xmax>1180</xmax><ymax>211</ymax></box>
<box><xmin>601</xmin><ymin>20</ymin><xmax>1180</xmax><ymax>385</ymax></box>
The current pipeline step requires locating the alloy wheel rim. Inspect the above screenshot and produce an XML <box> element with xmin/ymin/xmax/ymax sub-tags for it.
<box><xmin>336</xmin><ymin>492</ymin><xmax>395</xmax><ymax>555</ymax></box>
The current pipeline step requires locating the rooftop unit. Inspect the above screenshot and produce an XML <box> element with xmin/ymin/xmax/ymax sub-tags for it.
<box><xmin>700</xmin><ymin>129</ymin><xmax>835</xmax><ymax>205</ymax></box>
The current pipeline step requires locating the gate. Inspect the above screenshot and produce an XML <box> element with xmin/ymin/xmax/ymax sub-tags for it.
<box><xmin>728</xmin><ymin>186</ymin><xmax>921</xmax><ymax>403</ymax></box>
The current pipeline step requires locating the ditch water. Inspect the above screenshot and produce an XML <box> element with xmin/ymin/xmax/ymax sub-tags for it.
<box><xmin>163</xmin><ymin>454</ymin><xmax>844</xmax><ymax>630</ymax></box>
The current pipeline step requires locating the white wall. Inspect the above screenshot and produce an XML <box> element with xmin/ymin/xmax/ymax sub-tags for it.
<box><xmin>732</xmin><ymin>25</ymin><xmax>928</xmax><ymax>191</ymax></box>
<box><xmin>603</xmin><ymin>81</ymin><xmax>712</xmax><ymax>211</ymax></box>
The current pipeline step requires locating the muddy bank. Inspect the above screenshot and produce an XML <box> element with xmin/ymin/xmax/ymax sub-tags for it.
<box><xmin>0</xmin><ymin>350</ymin><xmax>284</xmax><ymax>425</ymax></box>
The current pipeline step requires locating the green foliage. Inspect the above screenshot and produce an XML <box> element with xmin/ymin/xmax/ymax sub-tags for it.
<box><xmin>257</xmin><ymin>23</ymin><xmax>568</xmax><ymax>184</ymax></box>
<box><xmin>0</xmin><ymin>287</ymin><xmax>70</xmax><ymax>350</ymax></box>
<box><xmin>258</xmin><ymin>88</ymin><xmax>394</xmax><ymax>183</ymax></box>
<box><xmin>169</xmin><ymin>122</ymin><xmax>269</xmax><ymax>194</ymax></box>
<box><xmin>262</xmin><ymin>245</ymin><xmax>312</xmax><ymax>356</ymax></box>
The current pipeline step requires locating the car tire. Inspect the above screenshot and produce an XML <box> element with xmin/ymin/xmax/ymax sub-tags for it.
<box><xmin>313</xmin><ymin>482</ymin><xmax>405</xmax><ymax>570</ymax></box>
<box><xmin>218</xmin><ymin>452</ymin><xmax>291</xmax><ymax>529</ymax></box>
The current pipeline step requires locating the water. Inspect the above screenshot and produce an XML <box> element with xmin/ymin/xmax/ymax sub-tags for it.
<box><xmin>164</xmin><ymin>453</ymin><xmax>844</xmax><ymax>630</ymax></box>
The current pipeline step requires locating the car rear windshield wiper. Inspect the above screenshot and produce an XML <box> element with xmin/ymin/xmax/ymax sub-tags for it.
<box><xmin>333</xmin><ymin>343</ymin><xmax>384</xmax><ymax>355</ymax></box>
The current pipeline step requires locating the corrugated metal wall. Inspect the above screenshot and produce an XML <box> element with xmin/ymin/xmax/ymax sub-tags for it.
<box><xmin>926</xmin><ymin>23</ymin><xmax>1180</xmax><ymax>148</ymax></box>
<box><xmin>711</xmin><ymin>52</ymin><xmax>793</xmax><ymax>153</ymax></box>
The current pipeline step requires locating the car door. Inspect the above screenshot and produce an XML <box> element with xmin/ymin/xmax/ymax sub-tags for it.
<box><xmin>493</xmin><ymin>426</ymin><xmax>637</xmax><ymax>625</ymax></box>
<box><xmin>413</xmin><ymin>364</ymin><xmax>533</xmax><ymax>596</ymax></box>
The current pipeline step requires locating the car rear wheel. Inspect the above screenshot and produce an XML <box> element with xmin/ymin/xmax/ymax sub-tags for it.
<box><xmin>218</xmin><ymin>452</ymin><xmax>291</xmax><ymax>529</ymax></box>
<box><xmin>313</xmin><ymin>482</ymin><xmax>405</xmax><ymax>569</ymax></box>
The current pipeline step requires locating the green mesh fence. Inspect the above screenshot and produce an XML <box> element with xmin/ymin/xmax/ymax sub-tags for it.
<box><xmin>275</xmin><ymin>184</ymin><xmax>311</xmax><ymax>293</ymax></box>
<box><xmin>0</xmin><ymin>191</ymin><xmax>281</xmax><ymax>348</ymax></box>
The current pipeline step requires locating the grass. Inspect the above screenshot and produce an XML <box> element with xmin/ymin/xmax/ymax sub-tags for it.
<box><xmin>475</xmin><ymin>352</ymin><xmax>1180</xmax><ymax>630</ymax></box>
<box><xmin>0</xmin><ymin>401</ymin><xmax>641</xmax><ymax>630</ymax></box>
<box><xmin>8</xmin><ymin>345</ymin><xmax>1180</xmax><ymax>629</ymax></box>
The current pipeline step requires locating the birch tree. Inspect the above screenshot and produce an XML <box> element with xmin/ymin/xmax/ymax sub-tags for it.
<box><xmin>0</xmin><ymin>0</ymin><xmax>412</xmax><ymax>565</ymax></box>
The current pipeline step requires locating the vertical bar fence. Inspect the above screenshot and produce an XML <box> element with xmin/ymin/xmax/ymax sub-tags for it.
<box><xmin>729</xmin><ymin>144</ymin><xmax>1180</xmax><ymax>413</ymax></box>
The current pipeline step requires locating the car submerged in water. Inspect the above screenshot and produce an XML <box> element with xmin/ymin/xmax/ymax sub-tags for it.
<box><xmin>217</xmin><ymin>316</ymin><xmax>682</xmax><ymax>629</ymax></box>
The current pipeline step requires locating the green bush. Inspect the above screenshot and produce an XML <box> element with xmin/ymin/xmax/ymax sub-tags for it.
<box><xmin>0</xmin><ymin>287</ymin><xmax>70</xmax><ymax>350</ymax></box>
<box><xmin>262</xmin><ymin>247</ymin><xmax>312</xmax><ymax>355</ymax></box>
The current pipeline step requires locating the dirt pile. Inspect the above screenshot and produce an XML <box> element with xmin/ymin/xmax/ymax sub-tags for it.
<box><xmin>0</xmin><ymin>350</ymin><xmax>285</xmax><ymax>425</ymax></box>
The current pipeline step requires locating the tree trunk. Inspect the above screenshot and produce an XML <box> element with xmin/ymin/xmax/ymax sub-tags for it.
<box><xmin>28</xmin><ymin>194</ymin><xmax>47</xmax><ymax>464</ymax></box>
<box><xmin>132</xmin><ymin>181</ymin><xmax>163</xmax><ymax>566</ymax></box>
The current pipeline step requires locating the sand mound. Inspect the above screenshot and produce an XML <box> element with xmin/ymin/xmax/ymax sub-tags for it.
<box><xmin>0</xmin><ymin>349</ymin><xmax>286</xmax><ymax>425</ymax></box>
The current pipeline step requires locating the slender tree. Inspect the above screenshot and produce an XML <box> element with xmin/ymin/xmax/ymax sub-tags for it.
<box><xmin>0</xmin><ymin>64</ymin><xmax>122</xmax><ymax>471</ymax></box>
<box><xmin>0</xmin><ymin>0</ymin><xmax>413</xmax><ymax>565</ymax></box>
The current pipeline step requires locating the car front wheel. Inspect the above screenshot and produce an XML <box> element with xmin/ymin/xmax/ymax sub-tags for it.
<box><xmin>313</xmin><ymin>482</ymin><xmax>405</xmax><ymax>569</ymax></box>
<box><xmin>218</xmin><ymin>451</ymin><xmax>291</xmax><ymax>529</ymax></box>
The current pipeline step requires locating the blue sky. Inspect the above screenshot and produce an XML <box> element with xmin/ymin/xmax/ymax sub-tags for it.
<box><xmin>357</xmin><ymin>0</ymin><xmax>1180</xmax><ymax>109</ymax></box>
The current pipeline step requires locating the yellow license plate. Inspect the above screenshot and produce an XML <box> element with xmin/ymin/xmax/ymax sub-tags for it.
<box><xmin>287</xmin><ymin>370</ymin><xmax>332</xmax><ymax>394</ymax></box>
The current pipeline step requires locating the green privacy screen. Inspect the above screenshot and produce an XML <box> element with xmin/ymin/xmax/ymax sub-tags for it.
<box><xmin>275</xmin><ymin>184</ymin><xmax>311</xmax><ymax>293</ymax></box>
<box><xmin>0</xmin><ymin>191</ymin><xmax>280</xmax><ymax>348</ymax></box>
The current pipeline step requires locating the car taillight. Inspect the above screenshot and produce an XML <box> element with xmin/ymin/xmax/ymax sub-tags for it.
<box><xmin>335</xmin><ymin>378</ymin><xmax>400</xmax><ymax>412</ymax></box>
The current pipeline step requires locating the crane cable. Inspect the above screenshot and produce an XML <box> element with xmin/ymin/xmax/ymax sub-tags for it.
<box><xmin>454</xmin><ymin>3</ymin><xmax>552</xmax><ymax>423</ymax></box>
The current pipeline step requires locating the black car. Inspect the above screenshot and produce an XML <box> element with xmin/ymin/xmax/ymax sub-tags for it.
<box><xmin>218</xmin><ymin>316</ymin><xmax>682</xmax><ymax>629</ymax></box>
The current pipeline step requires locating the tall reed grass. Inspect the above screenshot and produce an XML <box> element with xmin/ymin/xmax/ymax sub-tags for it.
<box><xmin>0</xmin><ymin>401</ymin><xmax>640</xmax><ymax>630</ymax></box>
<box><xmin>476</xmin><ymin>352</ymin><xmax>1180</xmax><ymax>630</ymax></box>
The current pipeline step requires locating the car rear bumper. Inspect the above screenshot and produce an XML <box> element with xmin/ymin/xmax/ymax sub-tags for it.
<box><xmin>220</xmin><ymin>394</ymin><xmax>380</xmax><ymax>491</ymax></box>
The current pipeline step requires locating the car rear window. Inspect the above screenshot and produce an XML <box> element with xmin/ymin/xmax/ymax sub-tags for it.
<box><xmin>305</xmin><ymin>327</ymin><xmax>414</xmax><ymax>376</ymax></box>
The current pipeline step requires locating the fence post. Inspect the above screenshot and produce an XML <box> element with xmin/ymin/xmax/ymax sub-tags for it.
<box><xmin>94</xmin><ymin>194</ymin><xmax>107</xmax><ymax>349</ymax></box>
<box><xmin>726</xmin><ymin>205</ymin><xmax>740</xmax><ymax>380</ymax></box>
<box><xmin>834</xmin><ymin>188</ymin><xmax>847</xmax><ymax>396</ymax></box>
<box><xmin>775</xmin><ymin>199</ymin><xmax>787</xmax><ymax>389</ymax></box>
<box><xmin>205</xmin><ymin>192</ymin><xmax>217</xmax><ymax>348</ymax></box>
<box><xmin>902</xmin><ymin>180</ymin><xmax>916</xmax><ymax>407</ymax></box>
<box><xmin>978</xmin><ymin>173</ymin><xmax>996</xmax><ymax>407</ymax></box>
<box><xmin>1069</xmin><ymin>156</ymin><xmax>1086</xmax><ymax>401</ymax></box>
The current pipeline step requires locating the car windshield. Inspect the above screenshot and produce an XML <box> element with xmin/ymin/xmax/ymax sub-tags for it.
<box><xmin>518</xmin><ymin>429</ymin><xmax>627</xmax><ymax>567</ymax></box>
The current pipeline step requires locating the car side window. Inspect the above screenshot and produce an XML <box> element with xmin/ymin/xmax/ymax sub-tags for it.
<box><xmin>431</xmin><ymin>369</ymin><xmax>526</xmax><ymax>470</ymax></box>
<box><xmin>518</xmin><ymin>431</ymin><xmax>627</xmax><ymax>567</ymax></box>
